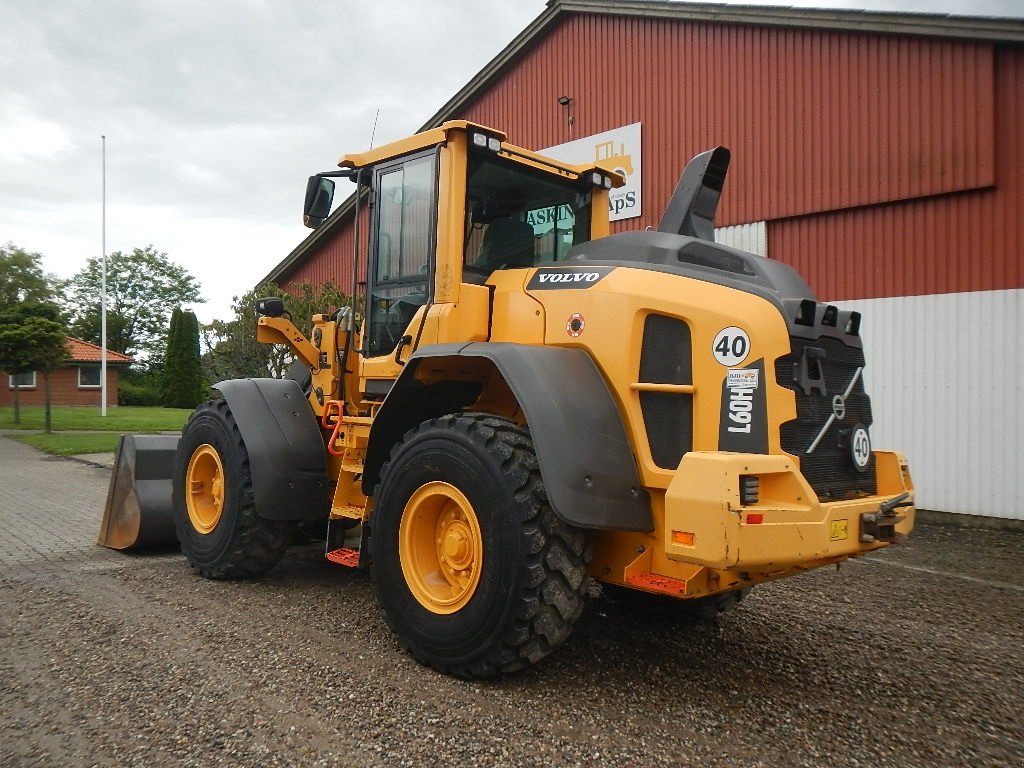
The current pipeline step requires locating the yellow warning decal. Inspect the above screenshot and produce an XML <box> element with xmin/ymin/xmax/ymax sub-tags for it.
<box><xmin>830</xmin><ymin>519</ymin><xmax>849</xmax><ymax>541</ymax></box>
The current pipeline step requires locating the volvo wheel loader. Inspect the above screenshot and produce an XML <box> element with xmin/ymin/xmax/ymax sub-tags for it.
<box><xmin>99</xmin><ymin>121</ymin><xmax>914</xmax><ymax>678</ymax></box>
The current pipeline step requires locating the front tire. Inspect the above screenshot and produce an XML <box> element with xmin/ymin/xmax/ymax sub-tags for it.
<box><xmin>370</xmin><ymin>414</ymin><xmax>590</xmax><ymax>678</ymax></box>
<box><xmin>173</xmin><ymin>399</ymin><xmax>293</xmax><ymax>579</ymax></box>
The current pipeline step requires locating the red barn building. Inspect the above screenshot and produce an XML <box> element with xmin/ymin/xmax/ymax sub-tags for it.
<box><xmin>261</xmin><ymin>0</ymin><xmax>1024</xmax><ymax>521</ymax></box>
<box><xmin>2</xmin><ymin>337</ymin><xmax>132</xmax><ymax>408</ymax></box>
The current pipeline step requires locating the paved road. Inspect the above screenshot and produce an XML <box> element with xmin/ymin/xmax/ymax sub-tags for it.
<box><xmin>1</xmin><ymin>435</ymin><xmax>1022</xmax><ymax>767</ymax></box>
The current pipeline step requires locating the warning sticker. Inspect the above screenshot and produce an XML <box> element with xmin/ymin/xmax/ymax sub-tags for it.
<box><xmin>830</xmin><ymin>519</ymin><xmax>849</xmax><ymax>541</ymax></box>
<box><xmin>726</xmin><ymin>369</ymin><xmax>759</xmax><ymax>390</ymax></box>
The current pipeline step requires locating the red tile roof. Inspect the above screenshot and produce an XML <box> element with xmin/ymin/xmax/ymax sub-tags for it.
<box><xmin>67</xmin><ymin>337</ymin><xmax>133</xmax><ymax>364</ymax></box>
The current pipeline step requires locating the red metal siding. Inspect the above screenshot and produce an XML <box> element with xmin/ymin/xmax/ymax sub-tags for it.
<box><xmin>280</xmin><ymin>206</ymin><xmax>368</xmax><ymax>294</ymax></box>
<box><xmin>770</xmin><ymin>47</ymin><xmax>1023</xmax><ymax>300</ymax></box>
<box><xmin>459</xmin><ymin>14</ymin><xmax>995</xmax><ymax>227</ymax></box>
<box><xmin>280</xmin><ymin>13</ymin><xmax>1017</xmax><ymax>302</ymax></box>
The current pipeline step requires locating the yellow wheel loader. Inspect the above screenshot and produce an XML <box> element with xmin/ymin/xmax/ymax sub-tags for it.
<box><xmin>99</xmin><ymin>121</ymin><xmax>914</xmax><ymax>677</ymax></box>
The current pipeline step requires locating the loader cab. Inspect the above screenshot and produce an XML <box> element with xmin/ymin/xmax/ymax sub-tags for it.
<box><xmin>334</xmin><ymin>121</ymin><xmax>619</xmax><ymax>393</ymax></box>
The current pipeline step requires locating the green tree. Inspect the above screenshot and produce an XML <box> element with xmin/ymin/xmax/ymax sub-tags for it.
<box><xmin>184</xmin><ymin>311</ymin><xmax>206</xmax><ymax>405</ymax></box>
<box><xmin>202</xmin><ymin>280</ymin><xmax>351</xmax><ymax>383</ymax></box>
<box><xmin>161</xmin><ymin>307</ymin><xmax>183</xmax><ymax>405</ymax></box>
<box><xmin>0</xmin><ymin>243</ymin><xmax>57</xmax><ymax>309</ymax></box>
<box><xmin>0</xmin><ymin>303</ymin><xmax>68</xmax><ymax>430</ymax></box>
<box><xmin>163</xmin><ymin>308</ymin><xmax>204</xmax><ymax>408</ymax></box>
<box><xmin>61</xmin><ymin>245</ymin><xmax>202</xmax><ymax>363</ymax></box>
<box><xmin>0</xmin><ymin>246</ymin><xmax>66</xmax><ymax>426</ymax></box>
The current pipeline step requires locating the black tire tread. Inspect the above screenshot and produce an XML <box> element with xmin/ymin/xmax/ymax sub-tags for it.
<box><xmin>372</xmin><ymin>413</ymin><xmax>590</xmax><ymax>678</ymax></box>
<box><xmin>176</xmin><ymin>399</ymin><xmax>292</xmax><ymax>580</ymax></box>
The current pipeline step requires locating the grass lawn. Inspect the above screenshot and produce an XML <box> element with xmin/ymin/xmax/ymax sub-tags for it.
<box><xmin>0</xmin><ymin>405</ymin><xmax>192</xmax><ymax>432</ymax></box>
<box><xmin>11</xmin><ymin>432</ymin><xmax>125</xmax><ymax>456</ymax></box>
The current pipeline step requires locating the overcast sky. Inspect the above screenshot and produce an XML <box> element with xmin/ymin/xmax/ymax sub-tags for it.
<box><xmin>2</xmin><ymin>0</ymin><xmax>1020</xmax><ymax>324</ymax></box>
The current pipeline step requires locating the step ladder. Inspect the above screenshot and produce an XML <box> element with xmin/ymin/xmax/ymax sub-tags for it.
<box><xmin>325</xmin><ymin>547</ymin><xmax>361</xmax><ymax>568</ymax></box>
<box><xmin>324</xmin><ymin>514</ymin><xmax>366</xmax><ymax>569</ymax></box>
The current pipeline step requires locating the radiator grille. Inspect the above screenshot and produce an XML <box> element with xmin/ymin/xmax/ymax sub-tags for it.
<box><xmin>639</xmin><ymin>315</ymin><xmax>693</xmax><ymax>469</ymax></box>
<box><xmin>775</xmin><ymin>336</ymin><xmax>878</xmax><ymax>500</ymax></box>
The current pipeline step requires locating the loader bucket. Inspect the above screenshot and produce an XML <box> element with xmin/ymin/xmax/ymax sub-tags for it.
<box><xmin>98</xmin><ymin>433</ymin><xmax>181</xmax><ymax>550</ymax></box>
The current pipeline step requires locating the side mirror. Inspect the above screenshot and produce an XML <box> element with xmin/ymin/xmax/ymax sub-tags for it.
<box><xmin>303</xmin><ymin>176</ymin><xmax>335</xmax><ymax>228</ymax></box>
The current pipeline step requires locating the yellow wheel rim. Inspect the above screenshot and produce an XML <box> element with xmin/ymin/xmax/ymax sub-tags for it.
<box><xmin>399</xmin><ymin>481</ymin><xmax>483</xmax><ymax>614</ymax></box>
<box><xmin>185</xmin><ymin>444</ymin><xmax>225</xmax><ymax>535</ymax></box>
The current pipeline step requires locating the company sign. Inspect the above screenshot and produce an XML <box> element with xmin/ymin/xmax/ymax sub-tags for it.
<box><xmin>541</xmin><ymin>123</ymin><xmax>642</xmax><ymax>222</ymax></box>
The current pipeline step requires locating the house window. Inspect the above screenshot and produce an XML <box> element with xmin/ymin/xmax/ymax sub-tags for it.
<box><xmin>78</xmin><ymin>367</ymin><xmax>102</xmax><ymax>388</ymax></box>
<box><xmin>9</xmin><ymin>372</ymin><xmax>36</xmax><ymax>389</ymax></box>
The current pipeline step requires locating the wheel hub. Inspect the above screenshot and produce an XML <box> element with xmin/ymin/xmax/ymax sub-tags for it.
<box><xmin>185</xmin><ymin>443</ymin><xmax>225</xmax><ymax>535</ymax></box>
<box><xmin>399</xmin><ymin>481</ymin><xmax>483</xmax><ymax>614</ymax></box>
<box><xmin>440</xmin><ymin>519</ymin><xmax>473</xmax><ymax>569</ymax></box>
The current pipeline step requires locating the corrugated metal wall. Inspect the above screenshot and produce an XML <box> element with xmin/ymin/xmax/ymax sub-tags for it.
<box><xmin>771</xmin><ymin>47</ymin><xmax>1022</xmax><ymax>301</ymax></box>
<box><xmin>837</xmin><ymin>289</ymin><xmax>1023</xmax><ymax>519</ymax></box>
<box><xmin>280</xmin><ymin>206</ymin><xmax>367</xmax><ymax>293</ymax></box>
<box><xmin>460</xmin><ymin>14</ymin><xmax>996</xmax><ymax>235</ymax></box>
<box><xmin>715</xmin><ymin>222</ymin><xmax>767</xmax><ymax>257</ymax></box>
<box><xmin>284</xmin><ymin>13</ymin><xmax>1012</xmax><ymax>304</ymax></box>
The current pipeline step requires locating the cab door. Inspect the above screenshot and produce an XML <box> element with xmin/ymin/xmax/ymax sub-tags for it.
<box><xmin>360</xmin><ymin>150</ymin><xmax>438</xmax><ymax>392</ymax></box>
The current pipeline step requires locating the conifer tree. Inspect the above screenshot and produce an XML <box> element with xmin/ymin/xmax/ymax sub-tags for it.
<box><xmin>162</xmin><ymin>308</ymin><xmax>203</xmax><ymax>408</ymax></box>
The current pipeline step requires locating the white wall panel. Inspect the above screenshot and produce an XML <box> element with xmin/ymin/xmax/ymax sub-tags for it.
<box><xmin>836</xmin><ymin>289</ymin><xmax>1023</xmax><ymax>519</ymax></box>
<box><xmin>715</xmin><ymin>222</ymin><xmax>767</xmax><ymax>257</ymax></box>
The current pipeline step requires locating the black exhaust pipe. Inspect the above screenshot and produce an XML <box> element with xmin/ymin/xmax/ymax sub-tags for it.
<box><xmin>658</xmin><ymin>146</ymin><xmax>731</xmax><ymax>241</ymax></box>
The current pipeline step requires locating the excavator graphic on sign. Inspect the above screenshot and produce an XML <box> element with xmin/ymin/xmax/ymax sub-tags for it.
<box><xmin>594</xmin><ymin>139</ymin><xmax>634</xmax><ymax>181</ymax></box>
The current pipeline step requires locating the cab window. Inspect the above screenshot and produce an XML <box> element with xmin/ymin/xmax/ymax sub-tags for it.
<box><xmin>464</xmin><ymin>153</ymin><xmax>592</xmax><ymax>278</ymax></box>
<box><xmin>366</xmin><ymin>153</ymin><xmax>435</xmax><ymax>357</ymax></box>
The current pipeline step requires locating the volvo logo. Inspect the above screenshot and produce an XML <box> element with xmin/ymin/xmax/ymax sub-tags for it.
<box><xmin>832</xmin><ymin>395</ymin><xmax>846</xmax><ymax>421</ymax></box>
<box><xmin>806</xmin><ymin>366</ymin><xmax>864</xmax><ymax>455</ymax></box>
<box><xmin>527</xmin><ymin>267</ymin><xmax>614</xmax><ymax>290</ymax></box>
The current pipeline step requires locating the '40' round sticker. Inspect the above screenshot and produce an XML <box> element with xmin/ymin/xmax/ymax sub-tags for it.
<box><xmin>712</xmin><ymin>326</ymin><xmax>750</xmax><ymax>366</ymax></box>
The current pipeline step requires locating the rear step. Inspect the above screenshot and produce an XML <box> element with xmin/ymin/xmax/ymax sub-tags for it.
<box><xmin>325</xmin><ymin>547</ymin><xmax>361</xmax><ymax>567</ymax></box>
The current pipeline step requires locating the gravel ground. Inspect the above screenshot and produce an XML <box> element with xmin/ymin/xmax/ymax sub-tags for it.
<box><xmin>1</xmin><ymin>438</ymin><xmax>1021</xmax><ymax>767</ymax></box>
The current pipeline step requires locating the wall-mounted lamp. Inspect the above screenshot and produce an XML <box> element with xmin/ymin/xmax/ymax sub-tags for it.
<box><xmin>557</xmin><ymin>95</ymin><xmax>575</xmax><ymax>139</ymax></box>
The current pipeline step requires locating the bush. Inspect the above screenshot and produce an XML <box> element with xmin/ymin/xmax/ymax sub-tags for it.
<box><xmin>119</xmin><ymin>380</ymin><xmax>162</xmax><ymax>406</ymax></box>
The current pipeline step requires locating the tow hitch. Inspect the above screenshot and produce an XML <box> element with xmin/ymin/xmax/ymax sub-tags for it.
<box><xmin>860</xmin><ymin>492</ymin><xmax>912</xmax><ymax>544</ymax></box>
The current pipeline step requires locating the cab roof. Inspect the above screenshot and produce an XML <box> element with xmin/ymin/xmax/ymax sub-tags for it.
<box><xmin>337</xmin><ymin>119</ymin><xmax>624</xmax><ymax>186</ymax></box>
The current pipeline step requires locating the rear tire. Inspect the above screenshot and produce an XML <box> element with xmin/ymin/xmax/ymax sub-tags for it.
<box><xmin>173</xmin><ymin>399</ymin><xmax>292</xmax><ymax>579</ymax></box>
<box><xmin>370</xmin><ymin>413</ymin><xmax>590</xmax><ymax>678</ymax></box>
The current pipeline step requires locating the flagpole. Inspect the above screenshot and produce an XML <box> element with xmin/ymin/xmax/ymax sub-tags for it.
<box><xmin>101</xmin><ymin>135</ymin><xmax>107</xmax><ymax>417</ymax></box>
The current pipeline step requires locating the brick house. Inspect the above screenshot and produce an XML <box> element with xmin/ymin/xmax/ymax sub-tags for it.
<box><xmin>1</xmin><ymin>337</ymin><xmax>133</xmax><ymax>408</ymax></box>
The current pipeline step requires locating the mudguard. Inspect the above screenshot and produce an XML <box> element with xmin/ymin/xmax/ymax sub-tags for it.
<box><xmin>215</xmin><ymin>378</ymin><xmax>328</xmax><ymax>521</ymax></box>
<box><xmin>364</xmin><ymin>343</ymin><xmax>653</xmax><ymax>532</ymax></box>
